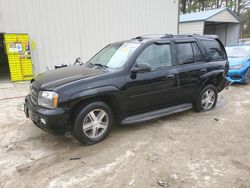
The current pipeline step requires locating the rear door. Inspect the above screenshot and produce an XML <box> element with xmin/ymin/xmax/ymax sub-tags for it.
<box><xmin>199</xmin><ymin>38</ymin><xmax>228</xmax><ymax>74</ymax></box>
<box><xmin>199</xmin><ymin>38</ymin><xmax>228</xmax><ymax>90</ymax></box>
<box><xmin>173</xmin><ymin>39</ymin><xmax>207</xmax><ymax>102</ymax></box>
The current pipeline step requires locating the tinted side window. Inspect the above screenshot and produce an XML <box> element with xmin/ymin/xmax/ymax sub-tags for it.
<box><xmin>176</xmin><ymin>43</ymin><xmax>194</xmax><ymax>64</ymax></box>
<box><xmin>137</xmin><ymin>44</ymin><xmax>172</xmax><ymax>70</ymax></box>
<box><xmin>201</xmin><ymin>39</ymin><xmax>227</xmax><ymax>61</ymax></box>
<box><xmin>192</xmin><ymin>43</ymin><xmax>203</xmax><ymax>62</ymax></box>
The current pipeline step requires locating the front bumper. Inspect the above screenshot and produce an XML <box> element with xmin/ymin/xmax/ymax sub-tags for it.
<box><xmin>227</xmin><ymin>68</ymin><xmax>248</xmax><ymax>83</ymax></box>
<box><xmin>24</xmin><ymin>95</ymin><xmax>70</xmax><ymax>134</ymax></box>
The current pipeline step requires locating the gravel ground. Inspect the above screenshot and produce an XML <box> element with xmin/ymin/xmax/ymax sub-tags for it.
<box><xmin>0</xmin><ymin>82</ymin><xmax>250</xmax><ymax>188</ymax></box>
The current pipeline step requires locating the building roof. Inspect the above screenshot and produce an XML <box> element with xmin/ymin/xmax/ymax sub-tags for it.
<box><xmin>180</xmin><ymin>7</ymin><xmax>241</xmax><ymax>23</ymax></box>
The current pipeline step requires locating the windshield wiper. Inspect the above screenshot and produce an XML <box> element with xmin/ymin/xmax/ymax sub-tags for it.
<box><xmin>93</xmin><ymin>63</ymin><xmax>109</xmax><ymax>70</ymax></box>
<box><xmin>87</xmin><ymin>61</ymin><xmax>93</xmax><ymax>66</ymax></box>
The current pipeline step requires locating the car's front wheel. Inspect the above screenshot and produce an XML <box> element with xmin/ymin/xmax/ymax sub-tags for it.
<box><xmin>72</xmin><ymin>101</ymin><xmax>113</xmax><ymax>145</ymax></box>
<box><xmin>194</xmin><ymin>84</ymin><xmax>218</xmax><ymax>112</ymax></box>
<box><xmin>243</xmin><ymin>68</ymin><xmax>250</xmax><ymax>85</ymax></box>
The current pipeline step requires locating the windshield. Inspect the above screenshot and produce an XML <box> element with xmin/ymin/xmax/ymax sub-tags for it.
<box><xmin>226</xmin><ymin>46</ymin><xmax>250</xmax><ymax>58</ymax></box>
<box><xmin>89</xmin><ymin>42</ymin><xmax>141</xmax><ymax>69</ymax></box>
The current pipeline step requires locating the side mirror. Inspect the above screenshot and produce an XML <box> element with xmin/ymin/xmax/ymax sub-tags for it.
<box><xmin>131</xmin><ymin>63</ymin><xmax>151</xmax><ymax>73</ymax></box>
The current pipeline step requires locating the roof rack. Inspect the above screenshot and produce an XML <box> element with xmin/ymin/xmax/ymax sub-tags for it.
<box><xmin>132</xmin><ymin>34</ymin><xmax>165</xmax><ymax>41</ymax></box>
<box><xmin>131</xmin><ymin>36</ymin><xmax>144</xmax><ymax>41</ymax></box>
<box><xmin>161</xmin><ymin>34</ymin><xmax>173</xmax><ymax>38</ymax></box>
<box><xmin>132</xmin><ymin>34</ymin><xmax>214</xmax><ymax>41</ymax></box>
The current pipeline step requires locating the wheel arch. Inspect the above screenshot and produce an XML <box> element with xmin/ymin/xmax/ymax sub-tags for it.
<box><xmin>69</xmin><ymin>88</ymin><xmax>122</xmax><ymax>127</ymax></box>
<box><xmin>200</xmin><ymin>71</ymin><xmax>226</xmax><ymax>92</ymax></box>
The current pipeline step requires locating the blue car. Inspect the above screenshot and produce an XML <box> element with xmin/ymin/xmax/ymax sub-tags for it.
<box><xmin>226</xmin><ymin>45</ymin><xmax>250</xmax><ymax>84</ymax></box>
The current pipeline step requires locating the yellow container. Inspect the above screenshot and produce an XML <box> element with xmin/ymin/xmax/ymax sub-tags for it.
<box><xmin>4</xmin><ymin>33</ymin><xmax>33</xmax><ymax>81</ymax></box>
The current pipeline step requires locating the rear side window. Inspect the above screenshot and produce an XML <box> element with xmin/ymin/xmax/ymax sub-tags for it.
<box><xmin>192</xmin><ymin>43</ymin><xmax>203</xmax><ymax>62</ymax></box>
<box><xmin>201</xmin><ymin>39</ymin><xmax>227</xmax><ymax>61</ymax></box>
<box><xmin>137</xmin><ymin>43</ymin><xmax>172</xmax><ymax>70</ymax></box>
<box><xmin>176</xmin><ymin>42</ymin><xmax>203</xmax><ymax>64</ymax></box>
<box><xmin>176</xmin><ymin>43</ymin><xmax>193</xmax><ymax>64</ymax></box>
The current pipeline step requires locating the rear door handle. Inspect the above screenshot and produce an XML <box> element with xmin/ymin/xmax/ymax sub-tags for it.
<box><xmin>200</xmin><ymin>69</ymin><xmax>207</xmax><ymax>73</ymax></box>
<box><xmin>166</xmin><ymin>74</ymin><xmax>175</xmax><ymax>79</ymax></box>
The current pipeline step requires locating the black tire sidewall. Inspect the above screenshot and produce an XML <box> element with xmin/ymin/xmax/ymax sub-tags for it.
<box><xmin>244</xmin><ymin>68</ymin><xmax>250</xmax><ymax>85</ymax></box>
<box><xmin>195</xmin><ymin>84</ymin><xmax>218</xmax><ymax>112</ymax></box>
<box><xmin>73</xmin><ymin>101</ymin><xmax>113</xmax><ymax>145</ymax></box>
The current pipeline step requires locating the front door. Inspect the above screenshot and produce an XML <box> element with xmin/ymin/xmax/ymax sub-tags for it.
<box><xmin>123</xmin><ymin>42</ymin><xmax>178</xmax><ymax>116</ymax></box>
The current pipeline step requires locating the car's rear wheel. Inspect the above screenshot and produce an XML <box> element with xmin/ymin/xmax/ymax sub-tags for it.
<box><xmin>194</xmin><ymin>84</ymin><xmax>218</xmax><ymax>112</ymax></box>
<box><xmin>72</xmin><ymin>101</ymin><xmax>113</xmax><ymax>145</ymax></box>
<box><xmin>243</xmin><ymin>68</ymin><xmax>250</xmax><ymax>85</ymax></box>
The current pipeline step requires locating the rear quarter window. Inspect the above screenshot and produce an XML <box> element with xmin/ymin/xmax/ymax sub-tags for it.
<box><xmin>201</xmin><ymin>39</ymin><xmax>227</xmax><ymax>61</ymax></box>
<box><xmin>176</xmin><ymin>42</ymin><xmax>203</xmax><ymax>65</ymax></box>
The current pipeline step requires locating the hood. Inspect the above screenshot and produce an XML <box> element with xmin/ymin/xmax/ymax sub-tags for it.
<box><xmin>32</xmin><ymin>65</ymin><xmax>104</xmax><ymax>90</ymax></box>
<box><xmin>228</xmin><ymin>57</ymin><xmax>249</xmax><ymax>66</ymax></box>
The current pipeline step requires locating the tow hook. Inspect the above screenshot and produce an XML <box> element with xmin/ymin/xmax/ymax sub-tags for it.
<box><xmin>226</xmin><ymin>81</ymin><xmax>233</xmax><ymax>90</ymax></box>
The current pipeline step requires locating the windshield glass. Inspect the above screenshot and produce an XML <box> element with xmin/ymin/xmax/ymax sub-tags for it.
<box><xmin>226</xmin><ymin>46</ymin><xmax>250</xmax><ymax>58</ymax></box>
<box><xmin>89</xmin><ymin>42</ymin><xmax>141</xmax><ymax>68</ymax></box>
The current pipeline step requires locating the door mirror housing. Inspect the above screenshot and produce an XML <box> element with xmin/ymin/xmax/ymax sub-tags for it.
<box><xmin>131</xmin><ymin>63</ymin><xmax>151</xmax><ymax>73</ymax></box>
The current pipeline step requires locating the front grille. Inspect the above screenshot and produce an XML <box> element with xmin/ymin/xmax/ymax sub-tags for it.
<box><xmin>31</xmin><ymin>85</ymin><xmax>38</xmax><ymax>105</ymax></box>
<box><xmin>230</xmin><ymin>75</ymin><xmax>242</xmax><ymax>80</ymax></box>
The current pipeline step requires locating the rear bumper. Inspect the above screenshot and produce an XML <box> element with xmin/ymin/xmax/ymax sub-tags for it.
<box><xmin>217</xmin><ymin>77</ymin><xmax>231</xmax><ymax>92</ymax></box>
<box><xmin>227</xmin><ymin>68</ymin><xmax>247</xmax><ymax>83</ymax></box>
<box><xmin>25</xmin><ymin>95</ymin><xmax>70</xmax><ymax>134</ymax></box>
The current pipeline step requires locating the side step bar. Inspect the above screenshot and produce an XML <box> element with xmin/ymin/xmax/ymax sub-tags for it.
<box><xmin>121</xmin><ymin>103</ymin><xmax>192</xmax><ymax>125</ymax></box>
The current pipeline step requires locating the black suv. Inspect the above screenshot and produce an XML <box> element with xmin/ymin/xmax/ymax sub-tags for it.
<box><xmin>24</xmin><ymin>34</ymin><xmax>229</xmax><ymax>145</ymax></box>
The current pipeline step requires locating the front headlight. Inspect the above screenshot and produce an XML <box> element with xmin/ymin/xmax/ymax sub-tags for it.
<box><xmin>230</xmin><ymin>64</ymin><xmax>244</xmax><ymax>70</ymax></box>
<box><xmin>38</xmin><ymin>91</ymin><xmax>59</xmax><ymax>109</ymax></box>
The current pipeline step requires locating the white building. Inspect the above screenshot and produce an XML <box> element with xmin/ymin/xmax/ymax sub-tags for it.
<box><xmin>0</xmin><ymin>0</ymin><xmax>179</xmax><ymax>75</ymax></box>
<box><xmin>179</xmin><ymin>8</ymin><xmax>241</xmax><ymax>46</ymax></box>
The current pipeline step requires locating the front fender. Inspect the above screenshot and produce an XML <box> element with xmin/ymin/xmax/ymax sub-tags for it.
<box><xmin>69</xmin><ymin>85</ymin><xmax>122</xmax><ymax>107</ymax></box>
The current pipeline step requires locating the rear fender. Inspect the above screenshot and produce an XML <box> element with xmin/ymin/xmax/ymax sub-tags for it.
<box><xmin>200</xmin><ymin>70</ymin><xmax>227</xmax><ymax>92</ymax></box>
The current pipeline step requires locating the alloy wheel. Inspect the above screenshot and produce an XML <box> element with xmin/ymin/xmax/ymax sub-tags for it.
<box><xmin>82</xmin><ymin>109</ymin><xmax>109</xmax><ymax>138</ymax></box>
<box><xmin>201</xmin><ymin>89</ymin><xmax>215</xmax><ymax>110</ymax></box>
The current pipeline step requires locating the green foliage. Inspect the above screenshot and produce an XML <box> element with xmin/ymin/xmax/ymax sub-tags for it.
<box><xmin>241</xmin><ymin>8</ymin><xmax>250</xmax><ymax>37</ymax></box>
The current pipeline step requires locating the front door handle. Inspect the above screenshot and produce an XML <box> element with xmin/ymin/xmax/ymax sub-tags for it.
<box><xmin>200</xmin><ymin>69</ymin><xmax>207</xmax><ymax>73</ymax></box>
<box><xmin>166</xmin><ymin>74</ymin><xmax>175</xmax><ymax>79</ymax></box>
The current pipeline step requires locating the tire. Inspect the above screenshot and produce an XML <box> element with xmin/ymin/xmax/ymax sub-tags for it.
<box><xmin>194</xmin><ymin>84</ymin><xmax>218</xmax><ymax>112</ymax></box>
<box><xmin>243</xmin><ymin>68</ymin><xmax>250</xmax><ymax>85</ymax></box>
<box><xmin>72</xmin><ymin>101</ymin><xmax>114</xmax><ymax>145</ymax></box>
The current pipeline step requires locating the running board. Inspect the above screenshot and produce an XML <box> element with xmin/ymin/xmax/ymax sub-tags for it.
<box><xmin>121</xmin><ymin>103</ymin><xmax>192</xmax><ymax>125</ymax></box>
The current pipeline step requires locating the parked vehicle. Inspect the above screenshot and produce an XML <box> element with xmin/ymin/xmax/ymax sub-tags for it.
<box><xmin>239</xmin><ymin>38</ymin><xmax>250</xmax><ymax>45</ymax></box>
<box><xmin>24</xmin><ymin>34</ymin><xmax>229</xmax><ymax>145</ymax></box>
<box><xmin>225</xmin><ymin>45</ymin><xmax>250</xmax><ymax>84</ymax></box>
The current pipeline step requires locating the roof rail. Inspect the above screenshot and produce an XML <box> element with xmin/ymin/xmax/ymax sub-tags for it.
<box><xmin>133</xmin><ymin>36</ymin><xmax>143</xmax><ymax>40</ymax></box>
<box><xmin>203</xmin><ymin>35</ymin><xmax>218</xmax><ymax>39</ymax></box>
<box><xmin>161</xmin><ymin>34</ymin><xmax>173</xmax><ymax>38</ymax></box>
<box><xmin>132</xmin><ymin>34</ymin><xmax>165</xmax><ymax>41</ymax></box>
<box><xmin>161</xmin><ymin>34</ymin><xmax>196</xmax><ymax>39</ymax></box>
<box><xmin>132</xmin><ymin>34</ymin><xmax>212</xmax><ymax>41</ymax></box>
